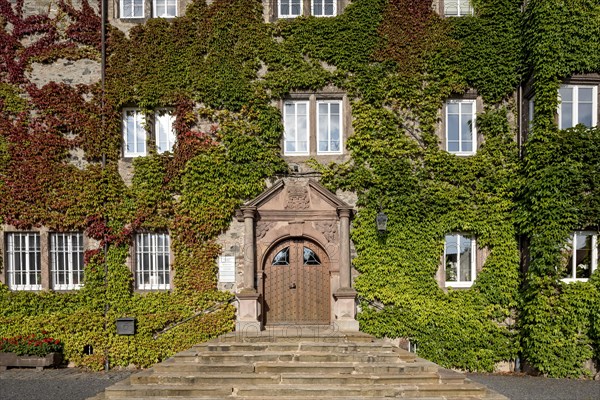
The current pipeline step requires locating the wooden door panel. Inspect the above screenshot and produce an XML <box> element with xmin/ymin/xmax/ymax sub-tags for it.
<box><xmin>263</xmin><ymin>239</ymin><xmax>330</xmax><ymax>325</ymax></box>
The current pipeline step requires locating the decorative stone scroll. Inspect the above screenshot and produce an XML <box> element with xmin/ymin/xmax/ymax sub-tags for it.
<box><xmin>314</xmin><ymin>221</ymin><xmax>338</xmax><ymax>243</ymax></box>
<box><xmin>256</xmin><ymin>222</ymin><xmax>275</xmax><ymax>240</ymax></box>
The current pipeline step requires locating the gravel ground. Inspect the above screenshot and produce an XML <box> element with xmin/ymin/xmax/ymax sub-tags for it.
<box><xmin>0</xmin><ymin>367</ymin><xmax>132</xmax><ymax>400</ymax></box>
<box><xmin>1</xmin><ymin>367</ymin><xmax>600</xmax><ymax>400</ymax></box>
<box><xmin>467</xmin><ymin>373</ymin><xmax>600</xmax><ymax>400</ymax></box>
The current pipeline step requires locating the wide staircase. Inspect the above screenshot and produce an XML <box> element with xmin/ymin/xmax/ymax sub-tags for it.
<box><xmin>90</xmin><ymin>328</ymin><xmax>507</xmax><ymax>399</ymax></box>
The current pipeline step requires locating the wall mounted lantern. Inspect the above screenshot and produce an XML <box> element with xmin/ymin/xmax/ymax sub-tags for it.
<box><xmin>376</xmin><ymin>211</ymin><xmax>388</xmax><ymax>234</ymax></box>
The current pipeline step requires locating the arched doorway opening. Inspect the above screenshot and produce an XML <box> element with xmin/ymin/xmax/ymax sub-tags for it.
<box><xmin>262</xmin><ymin>238</ymin><xmax>331</xmax><ymax>325</ymax></box>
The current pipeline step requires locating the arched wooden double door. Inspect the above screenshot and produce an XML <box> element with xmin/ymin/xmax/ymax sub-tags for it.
<box><xmin>263</xmin><ymin>239</ymin><xmax>330</xmax><ymax>325</ymax></box>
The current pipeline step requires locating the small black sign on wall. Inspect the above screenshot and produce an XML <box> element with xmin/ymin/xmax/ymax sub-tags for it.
<box><xmin>116</xmin><ymin>317</ymin><xmax>136</xmax><ymax>335</ymax></box>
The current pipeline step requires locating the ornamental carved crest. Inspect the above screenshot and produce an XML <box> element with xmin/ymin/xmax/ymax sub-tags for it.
<box><xmin>284</xmin><ymin>184</ymin><xmax>310</xmax><ymax>210</ymax></box>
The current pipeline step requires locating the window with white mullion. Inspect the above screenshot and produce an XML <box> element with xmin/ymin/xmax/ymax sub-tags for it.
<box><xmin>155</xmin><ymin>110</ymin><xmax>176</xmax><ymax>153</ymax></box>
<box><xmin>279</xmin><ymin>0</ymin><xmax>302</xmax><ymax>18</ymax></box>
<box><xmin>446</xmin><ymin>99</ymin><xmax>476</xmax><ymax>155</ymax></box>
<box><xmin>123</xmin><ymin>109</ymin><xmax>147</xmax><ymax>157</ymax></box>
<box><xmin>154</xmin><ymin>0</ymin><xmax>177</xmax><ymax>18</ymax></box>
<box><xmin>312</xmin><ymin>0</ymin><xmax>336</xmax><ymax>17</ymax></box>
<box><xmin>51</xmin><ymin>233</ymin><xmax>84</xmax><ymax>290</ymax></box>
<box><xmin>121</xmin><ymin>0</ymin><xmax>144</xmax><ymax>18</ymax></box>
<box><xmin>558</xmin><ymin>85</ymin><xmax>598</xmax><ymax>129</ymax></box>
<box><xmin>284</xmin><ymin>101</ymin><xmax>309</xmax><ymax>155</ymax></box>
<box><xmin>317</xmin><ymin>100</ymin><xmax>342</xmax><ymax>154</ymax></box>
<box><xmin>136</xmin><ymin>233</ymin><xmax>170</xmax><ymax>290</ymax></box>
<box><xmin>444</xmin><ymin>233</ymin><xmax>476</xmax><ymax>288</ymax></box>
<box><xmin>7</xmin><ymin>233</ymin><xmax>42</xmax><ymax>291</ymax></box>
<box><xmin>444</xmin><ymin>0</ymin><xmax>473</xmax><ymax>17</ymax></box>
<box><xmin>562</xmin><ymin>231</ymin><xmax>598</xmax><ymax>282</ymax></box>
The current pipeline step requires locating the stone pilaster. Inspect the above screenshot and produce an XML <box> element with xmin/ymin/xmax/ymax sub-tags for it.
<box><xmin>334</xmin><ymin>207</ymin><xmax>358</xmax><ymax>331</ymax></box>
<box><xmin>236</xmin><ymin>206</ymin><xmax>262</xmax><ymax>331</ymax></box>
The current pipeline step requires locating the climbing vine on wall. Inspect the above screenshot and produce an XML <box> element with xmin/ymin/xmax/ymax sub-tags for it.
<box><xmin>0</xmin><ymin>0</ymin><xmax>599</xmax><ymax>376</ymax></box>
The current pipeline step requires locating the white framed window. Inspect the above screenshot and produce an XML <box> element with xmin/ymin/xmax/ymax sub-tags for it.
<box><xmin>154</xmin><ymin>0</ymin><xmax>177</xmax><ymax>18</ymax></box>
<box><xmin>561</xmin><ymin>231</ymin><xmax>598</xmax><ymax>282</ymax></box>
<box><xmin>155</xmin><ymin>110</ymin><xmax>176</xmax><ymax>153</ymax></box>
<box><xmin>123</xmin><ymin>109</ymin><xmax>147</xmax><ymax>157</ymax></box>
<box><xmin>444</xmin><ymin>0</ymin><xmax>473</xmax><ymax>17</ymax></box>
<box><xmin>121</xmin><ymin>0</ymin><xmax>144</xmax><ymax>18</ymax></box>
<box><xmin>317</xmin><ymin>100</ymin><xmax>342</xmax><ymax>154</ymax></box>
<box><xmin>446</xmin><ymin>99</ymin><xmax>476</xmax><ymax>155</ymax></box>
<box><xmin>558</xmin><ymin>85</ymin><xmax>598</xmax><ymax>129</ymax></box>
<box><xmin>284</xmin><ymin>101</ymin><xmax>309</xmax><ymax>155</ymax></box>
<box><xmin>6</xmin><ymin>233</ymin><xmax>42</xmax><ymax>291</ymax></box>
<box><xmin>444</xmin><ymin>233</ymin><xmax>476</xmax><ymax>288</ymax></box>
<box><xmin>312</xmin><ymin>0</ymin><xmax>336</xmax><ymax>17</ymax></box>
<box><xmin>50</xmin><ymin>233</ymin><xmax>84</xmax><ymax>290</ymax></box>
<box><xmin>136</xmin><ymin>233</ymin><xmax>170</xmax><ymax>290</ymax></box>
<box><xmin>279</xmin><ymin>0</ymin><xmax>302</xmax><ymax>18</ymax></box>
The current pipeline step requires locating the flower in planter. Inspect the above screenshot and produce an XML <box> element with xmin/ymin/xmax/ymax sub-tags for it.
<box><xmin>0</xmin><ymin>332</ymin><xmax>63</xmax><ymax>357</ymax></box>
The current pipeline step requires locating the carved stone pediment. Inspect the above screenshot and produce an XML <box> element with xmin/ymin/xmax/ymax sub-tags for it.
<box><xmin>238</xmin><ymin>178</ymin><xmax>353</xmax><ymax>222</ymax></box>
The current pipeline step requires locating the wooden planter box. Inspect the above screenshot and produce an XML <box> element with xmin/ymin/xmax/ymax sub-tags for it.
<box><xmin>0</xmin><ymin>352</ymin><xmax>63</xmax><ymax>371</ymax></box>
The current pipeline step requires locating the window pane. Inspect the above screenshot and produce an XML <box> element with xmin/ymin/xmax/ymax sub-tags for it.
<box><xmin>135</xmin><ymin>114</ymin><xmax>145</xmax><ymax>153</ymax></box>
<box><xmin>447</xmin><ymin>115</ymin><xmax>459</xmax><ymax>141</ymax></box>
<box><xmin>134</xmin><ymin>0</ymin><xmax>143</xmax><ymax>17</ymax></box>
<box><xmin>126</xmin><ymin>112</ymin><xmax>135</xmax><ymax>152</ymax></box>
<box><xmin>318</xmin><ymin>110</ymin><xmax>329</xmax><ymax>152</ymax></box>
<box><xmin>156</xmin><ymin>111</ymin><xmax>175</xmax><ymax>153</ymax></box>
<box><xmin>291</xmin><ymin>0</ymin><xmax>301</xmax><ymax>15</ymax></box>
<box><xmin>579</xmin><ymin>87</ymin><xmax>593</xmax><ymax>102</ymax></box>
<box><xmin>324</xmin><ymin>0</ymin><xmax>335</xmax><ymax>15</ymax></box>
<box><xmin>559</xmin><ymin>87</ymin><xmax>573</xmax><ymax>129</ymax></box>
<box><xmin>273</xmin><ymin>247</ymin><xmax>290</xmax><ymax>265</ymax></box>
<box><xmin>330</xmin><ymin>115</ymin><xmax>340</xmax><ymax>151</ymax></box>
<box><xmin>560</xmin><ymin>102</ymin><xmax>573</xmax><ymax>129</ymax></box>
<box><xmin>297</xmin><ymin>110</ymin><xmax>308</xmax><ymax>153</ymax></box>
<box><xmin>313</xmin><ymin>0</ymin><xmax>323</xmax><ymax>16</ymax></box>
<box><xmin>447</xmin><ymin>102</ymin><xmax>459</xmax><ymax>114</ymax></box>
<box><xmin>579</xmin><ymin>103</ymin><xmax>593</xmax><ymax>127</ymax></box>
<box><xmin>461</xmin><ymin>116</ymin><xmax>472</xmax><ymax>142</ymax></box>
<box><xmin>559</xmin><ymin>87</ymin><xmax>573</xmax><ymax>102</ymax></box>
<box><xmin>575</xmin><ymin>233</ymin><xmax>592</xmax><ymax>279</ymax></box>
<box><xmin>445</xmin><ymin>235</ymin><xmax>458</xmax><ymax>282</ymax></box>
<box><xmin>303</xmin><ymin>247</ymin><xmax>321</xmax><ymax>265</ymax></box>
<box><xmin>459</xmin><ymin>236</ymin><xmax>472</xmax><ymax>282</ymax></box>
<box><xmin>445</xmin><ymin>1</ymin><xmax>458</xmax><ymax>16</ymax></box>
<box><xmin>136</xmin><ymin>233</ymin><xmax>170</xmax><ymax>289</ymax></box>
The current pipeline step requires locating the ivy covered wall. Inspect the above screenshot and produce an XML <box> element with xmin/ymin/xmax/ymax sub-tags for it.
<box><xmin>0</xmin><ymin>0</ymin><xmax>599</xmax><ymax>377</ymax></box>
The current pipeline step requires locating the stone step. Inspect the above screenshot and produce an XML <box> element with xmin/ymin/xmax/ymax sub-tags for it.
<box><xmin>93</xmin><ymin>332</ymin><xmax>507</xmax><ymax>400</ymax></box>
<box><xmin>175</xmin><ymin>351</ymin><xmax>402</xmax><ymax>363</ymax></box>
<box><xmin>153</xmin><ymin>361</ymin><xmax>255</xmax><ymax>373</ymax></box>
<box><xmin>234</xmin><ymin>383</ymin><xmax>488</xmax><ymax>398</ymax></box>
<box><xmin>102</xmin><ymin>397</ymin><xmax>449</xmax><ymax>400</ymax></box>
<box><xmin>153</xmin><ymin>359</ymin><xmax>438</xmax><ymax>375</ymax></box>
<box><xmin>194</xmin><ymin>341</ymin><xmax>395</xmax><ymax>353</ymax></box>
<box><xmin>355</xmin><ymin>361</ymin><xmax>440</xmax><ymax>374</ymax></box>
<box><xmin>129</xmin><ymin>371</ymin><xmax>459</xmax><ymax>386</ymax></box>
<box><xmin>130</xmin><ymin>371</ymin><xmax>280</xmax><ymax>385</ymax></box>
<box><xmin>216</xmin><ymin>331</ymin><xmax>377</xmax><ymax>344</ymax></box>
<box><xmin>103</xmin><ymin>382</ymin><xmax>232</xmax><ymax>398</ymax></box>
<box><xmin>104</xmin><ymin>383</ymin><xmax>488</xmax><ymax>399</ymax></box>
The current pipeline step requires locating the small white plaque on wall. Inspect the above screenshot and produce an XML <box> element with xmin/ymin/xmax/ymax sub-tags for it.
<box><xmin>218</xmin><ymin>256</ymin><xmax>236</xmax><ymax>283</ymax></box>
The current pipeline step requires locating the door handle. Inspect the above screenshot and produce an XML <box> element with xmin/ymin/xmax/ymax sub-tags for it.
<box><xmin>289</xmin><ymin>283</ymin><xmax>296</xmax><ymax>289</ymax></box>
